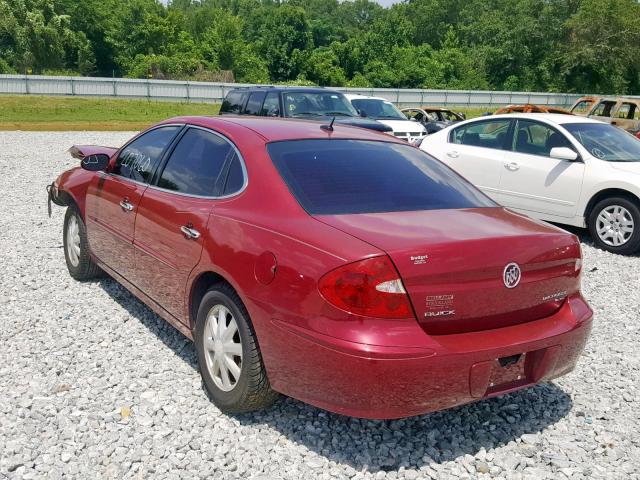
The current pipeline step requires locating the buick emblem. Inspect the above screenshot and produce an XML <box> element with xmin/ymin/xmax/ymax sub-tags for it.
<box><xmin>503</xmin><ymin>262</ymin><xmax>521</xmax><ymax>289</ymax></box>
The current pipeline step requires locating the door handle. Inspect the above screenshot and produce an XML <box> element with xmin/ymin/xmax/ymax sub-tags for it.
<box><xmin>446</xmin><ymin>151</ymin><xmax>459</xmax><ymax>158</ymax></box>
<box><xmin>181</xmin><ymin>225</ymin><xmax>200</xmax><ymax>240</ymax></box>
<box><xmin>611</xmin><ymin>121</ymin><xmax>618</xmax><ymax>126</ymax></box>
<box><xmin>504</xmin><ymin>162</ymin><xmax>520</xmax><ymax>171</ymax></box>
<box><xmin>119</xmin><ymin>198</ymin><xmax>134</xmax><ymax>212</ymax></box>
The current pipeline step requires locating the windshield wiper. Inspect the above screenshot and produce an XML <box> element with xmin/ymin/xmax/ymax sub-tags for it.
<box><xmin>323</xmin><ymin>111</ymin><xmax>352</xmax><ymax>117</ymax></box>
<box><xmin>290</xmin><ymin>112</ymin><xmax>324</xmax><ymax>117</ymax></box>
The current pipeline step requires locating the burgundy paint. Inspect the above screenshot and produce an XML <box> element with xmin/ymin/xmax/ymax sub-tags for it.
<box><xmin>52</xmin><ymin>116</ymin><xmax>593</xmax><ymax>419</ymax></box>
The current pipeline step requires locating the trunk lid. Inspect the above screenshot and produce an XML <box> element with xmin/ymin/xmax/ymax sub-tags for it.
<box><xmin>69</xmin><ymin>144</ymin><xmax>118</xmax><ymax>160</ymax></box>
<box><xmin>316</xmin><ymin>207</ymin><xmax>581</xmax><ymax>335</ymax></box>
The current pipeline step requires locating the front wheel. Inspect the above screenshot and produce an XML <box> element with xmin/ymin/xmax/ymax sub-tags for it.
<box><xmin>194</xmin><ymin>283</ymin><xmax>279</xmax><ymax>413</ymax></box>
<box><xmin>588</xmin><ymin>196</ymin><xmax>640</xmax><ymax>255</ymax></box>
<box><xmin>63</xmin><ymin>205</ymin><xmax>102</xmax><ymax>280</ymax></box>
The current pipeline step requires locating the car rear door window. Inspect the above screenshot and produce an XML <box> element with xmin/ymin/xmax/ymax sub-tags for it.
<box><xmin>113</xmin><ymin>126</ymin><xmax>180</xmax><ymax>183</ymax></box>
<box><xmin>261</xmin><ymin>92</ymin><xmax>280</xmax><ymax>116</ymax></box>
<box><xmin>157</xmin><ymin>128</ymin><xmax>232</xmax><ymax>196</ymax></box>
<box><xmin>268</xmin><ymin>139</ymin><xmax>495</xmax><ymax>215</ymax></box>
<box><xmin>244</xmin><ymin>92</ymin><xmax>266</xmax><ymax>116</ymax></box>
<box><xmin>451</xmin><ymin>120</ymin><xmax>511</xmax><ymax>150</ymax></box>
<box><xmin>220</xmin><ymin>91</ymin><xmax>248</xmax><ymax>114</ymax></box>
<box><xmin>222</xmin><ymin>153</ymin><xmax>245</xmax><ymax>195</ymax></box>
<box><xmin>511</xmin><ymin>120</ymin><xmax>572</xmax><ymax>157</ymax></box>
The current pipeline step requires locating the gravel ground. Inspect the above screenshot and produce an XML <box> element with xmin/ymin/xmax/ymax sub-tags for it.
<box><xmin>1</xmin><ymin>131</ymin><xmax>639</xmax><ymax>480</ymax></box>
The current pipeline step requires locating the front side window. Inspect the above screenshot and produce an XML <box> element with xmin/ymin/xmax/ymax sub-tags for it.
<box><xmin>451</xmin><ymin>120</ymin><xmax>511</xmax><ymax>150</ymax></box>
<box><xmin>591</xmin><ymin>101</ymin><xmax>616</xmax><ymax>117</ymax></box>
<box><xmin>261</xmin><ymin>92</ymin><xmax>280</xmax><ymax>116</ymax></box>
<box><xmin>350</xmin><ymin>99</ymin><xmax>406</xmax><ymax>120</ymax></box>
<box><xmin>512</xmin><ymin>120</ymin><xmax>572</xmax><ymax>157</ymax></box>
<box><xmin>114</xmin><ymin>126</ymin><xmax>180</xmax><ymax>183</ymax></box>
<box><xmin>405</xmin><ymin>110</ymin><xmax>424</xmax><ymax>122</ymax></box>
<box><xmin>564</xmin><ymin>123</ymin><xmax>640</xmax><ymax>162</ymax></box>
<box><xmin>157</xmin><ymin>128</ymin><xmax>232</xmax><ymax>196</ymax></box>
<box><xmin>268</xmin><ymin>139</ymin><xmax>495</xmax><ymax>215</ymax></box>
<box><xmin>571</xmin><ymin>100</ymin><xmax>594</xmax><ymax>115</ymax></box>
<box><xmin>283</xmin><ymin>92</ymin><xmax>358</xmax><ymax>118</ymax></box>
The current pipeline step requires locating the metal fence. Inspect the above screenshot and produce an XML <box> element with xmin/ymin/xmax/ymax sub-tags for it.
<box><xmin>0</xmin><ymin>74</ymin><xmax>595</xmax><ymax>108</ymax></box>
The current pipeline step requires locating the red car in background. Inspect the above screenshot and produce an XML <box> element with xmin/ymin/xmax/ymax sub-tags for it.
<box><xmin>48</xmin><ymin>117</ymin><xmax>592</xmax><ymax>419</ymax></box>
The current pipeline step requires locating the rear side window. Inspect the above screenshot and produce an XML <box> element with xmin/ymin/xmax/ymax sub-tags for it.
<box><xmin>157</xmin><ymin>128</ymin><xmax>232</xmax><ymax>196</ymax></box>
<box><xmin>261</xmin><ymin>92</ymin><xmax>280</xmax><ymax>116</ymax></box>
<box><xmin>114</xmin><ymin>126</ymin><xmax>180</xmax><ymax>183</ymax></box>
<box><xmin>220</xmin><ymin>91</ymin><xmax>248</xmax><ymax>114</ymax></box>
<box><xmin>617</xmin><ymin>103</ymin><xmax>637</xmax><ymax>119</ymax></box>
<box><xmin>223</xmin><ymin>153</ymin><xmax>245</xmax><ymax>195</ymax></box>
<box><xmin>268</xmin><ymin>139</ymin><xmax>494</xmax><ymax>215</ymax></box>
<box><xmin>244</xmin><ymin>92</ymin><xmax>266</xmax><ymax>116</ymax></box>
<box><xmin>451</xmin><ymin>120</ymin><xmax>511</xmax><ymax>150</ymax></box>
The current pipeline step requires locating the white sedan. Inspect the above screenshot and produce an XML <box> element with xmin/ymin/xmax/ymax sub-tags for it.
<box><xmin>421</xmin><ymin>113</ymin><xmax>640</xmax><ymax>254</ymax></box>
<box><xmin>344</xmin><ymin>93</ymin><xmax>427</xmax><ymax>144</ymax></box>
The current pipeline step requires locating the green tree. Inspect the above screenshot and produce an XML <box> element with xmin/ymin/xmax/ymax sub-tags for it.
<box><xmin>559</xmin><ymin>0</ymin><xmax>640</xmax><ymax>94</ymax></box>
<box><xmin>256</xmin><ymin>5</ymin><xmax>313</xmax><ymax>81</ymax></box>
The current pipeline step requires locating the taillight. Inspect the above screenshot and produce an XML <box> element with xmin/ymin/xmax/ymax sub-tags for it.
<box><xmin>318</xmin><ymin>256</ymin><xmax>413</xmax><ymax>319</ymax></box>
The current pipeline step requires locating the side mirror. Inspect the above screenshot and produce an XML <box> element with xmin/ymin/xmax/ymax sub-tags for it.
<box><xmin>550</xmin><ymin>147</ymin><xmax>579</xmax><ymax>161</ymax></box>
<box><xmin>458</xmin><ymin>113</ymin><xmax>466</xmax><ymax>120</ymax></box>
<box><xmin>409</xmin><ymin>117</ymin><xmax>417</xmax><ymax>122</ymax></box>
<box><xmin>358</xmin><ymin>109</ymin><xmax>368</xmax><ymax>118</ymax></box>
<box><xmin>81</xmin><ymin>153</ymin><xmax>110</xmax><ymax>171</ymax></box>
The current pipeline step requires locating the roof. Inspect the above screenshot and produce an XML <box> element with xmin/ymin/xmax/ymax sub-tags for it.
<box><xmin>159</xmin><ymin>115</ymin><xmax>404</xmax><ymax>143</ymax></box>
<box><xmin>465</xmin><ymin>113</ymin><xmax>603</xmax><ymax>126</ymax></box>
<box><xmin>226</xmin><ymin>85</ymin><xmax>339</xmax><ymax>94</ymax></box>
<box><xmin>404</xmin><ymin>106</ymin><xmax>456</xmax><ymax>112</ymax></box>
<box><xmin>343</xmin><ymin>93</ymin><xmax>390</xmax><ymax>102</ymax></box>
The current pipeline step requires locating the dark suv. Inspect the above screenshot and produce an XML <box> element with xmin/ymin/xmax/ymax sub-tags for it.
<box><xmin>219</xmin><ymin>86</ymin><xmax>392</xmax><ymax>134</ymax></box>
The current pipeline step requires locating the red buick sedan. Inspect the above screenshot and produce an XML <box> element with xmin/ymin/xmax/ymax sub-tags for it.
<box><xmin>48</xmin><ymin>116</ymin><xmax>592</xmax><ymax>419</ymax></box>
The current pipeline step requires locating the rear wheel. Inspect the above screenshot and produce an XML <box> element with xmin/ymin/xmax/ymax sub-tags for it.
<box><xmin>63</xmin><ymin>205</ymin><xmax>102</xmax><ymax>280</ymax></box>
<box><xmin>194</xmin><ymin>283</ymin><xmax>278</xmax><ymax>413</ymax></box>
<box><xmin>588</xmin><ymin>196</ymin><xmax>640</xmax><ymax>255</ymax></box>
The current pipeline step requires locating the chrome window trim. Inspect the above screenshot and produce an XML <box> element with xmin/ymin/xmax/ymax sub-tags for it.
<box><xmin>155</xmin><ymin>124</ymin><xmax>249</xmax><ymax>199</ymax></box>
<box><xmin>104</xmin><ymin>124</ymin><xmax>249</xmax><ymax>200</ymax></box>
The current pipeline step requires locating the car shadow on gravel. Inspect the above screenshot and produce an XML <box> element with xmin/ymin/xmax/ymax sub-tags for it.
<box><xmin>236</xmin><ymin>384</ymin><xmax>573</xmax><ymax>471</ymax></box>
<box><xmin>97</xmin><ymin>277</ymin><xmax>574</xmax><ymax>473</ymax></box>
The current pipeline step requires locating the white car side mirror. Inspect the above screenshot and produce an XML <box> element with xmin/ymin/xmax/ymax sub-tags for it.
<box><xmin>550</xmin><ymin>147</ymin><xmax>579</xmax><ymax>161</ymax></box>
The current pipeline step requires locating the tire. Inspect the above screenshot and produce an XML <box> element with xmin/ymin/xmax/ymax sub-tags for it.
<box><xmin>194</xmin><ymin>283</ymin><xmax>279</xmax><ymax>413</ymax></box>
<box><xmin>63</xmin><ymin>205</ymin><xmax>102</xmax><ymax>280</ymax></box>
<box><xmin>587</xmin><ymin>196</ymin><xmax>640</xmax><ymax>255</ymax></box>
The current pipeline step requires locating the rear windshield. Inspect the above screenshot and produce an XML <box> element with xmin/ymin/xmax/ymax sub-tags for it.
<box><xmin>268</xmin><ymin>139</ymin><xmax>495</xmax><ymax>215</ymax></box>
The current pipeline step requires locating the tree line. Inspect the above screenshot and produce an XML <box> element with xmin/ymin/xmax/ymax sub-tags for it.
<box><xmin>1</xmin><ymin>0</ymin><xmax>639</xmax><ymax>94</ymax></box>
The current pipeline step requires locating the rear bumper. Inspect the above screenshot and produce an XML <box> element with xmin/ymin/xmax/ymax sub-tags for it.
<box><xmin>266</xmin><ymin>294</ymin><xmax>592</xmax><ymax>419</ymax></box>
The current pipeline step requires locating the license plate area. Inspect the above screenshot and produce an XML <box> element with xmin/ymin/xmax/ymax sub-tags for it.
<box><xmin>486</xmin><ymin>353</ymin><xmax>527</xmax><ymax>393</ymax></box>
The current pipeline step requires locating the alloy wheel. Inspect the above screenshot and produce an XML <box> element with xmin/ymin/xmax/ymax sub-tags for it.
<box><xmin>203</xmin><ymin>305</ymin><xmax>243</xmax><ymax>392</ymax></box>
<box><xmin>596</xmin><ymin>205</ymin><xmax>635</xmax><ymax>247</ymax></box>
<box><xmin>66</xmin><ymin>215</ymin><xmax>81</xmax><ymax>267</ymax></box>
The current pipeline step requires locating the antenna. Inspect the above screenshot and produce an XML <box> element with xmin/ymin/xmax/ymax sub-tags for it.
<box><xmin>320</xmin><ymin>116</ymin><xmax>335</xmax><ymax>132</ymax></box>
